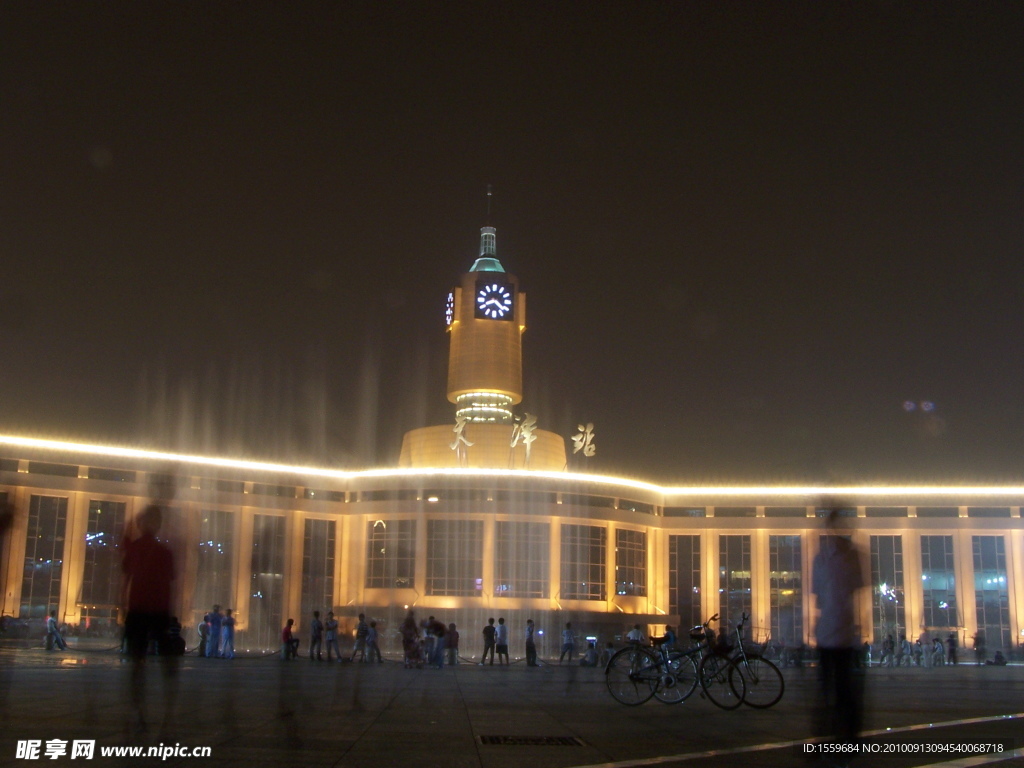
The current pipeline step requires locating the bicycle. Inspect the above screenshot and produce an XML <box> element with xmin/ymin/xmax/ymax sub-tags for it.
<box><xmin>605</xmin><ymin>615</ymin><xmax>745</xmax><ymax>709</ymax></box>
<box><xmin>725</xmin><ymin>612</ymin><xmax>785</xmax><ymax>708</ymax></box>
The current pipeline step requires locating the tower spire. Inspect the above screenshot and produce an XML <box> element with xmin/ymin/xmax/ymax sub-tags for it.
<box><xmin>479</xmin><ymin>185</ymin><xmax>497</xmax><ymax>258</ymax></box>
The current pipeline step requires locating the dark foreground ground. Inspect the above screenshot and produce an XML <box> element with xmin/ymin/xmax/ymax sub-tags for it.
<box><xmin>1</xmin><ymin>643</ymin><xmax>1022</xmax><ymax>768</ymax></box>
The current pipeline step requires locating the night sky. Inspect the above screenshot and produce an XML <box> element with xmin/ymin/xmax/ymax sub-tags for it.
<box><xmin>2</xmin><ymin>3</ymin><xmax>1022</xmax><ymax>483</ymax></box>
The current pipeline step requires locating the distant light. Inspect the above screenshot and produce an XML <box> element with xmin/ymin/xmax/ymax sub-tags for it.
<box><xmin>921</xmin><ymin>401</ymin><xmax>935</xmax><ymax>412</ymax></box>
<box><xmin>903</xmin><ymin>401</ymin><xmax>916</xmax><ymax>412</ymax></box>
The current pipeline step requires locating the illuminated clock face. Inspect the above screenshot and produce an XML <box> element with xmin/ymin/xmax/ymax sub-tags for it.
<box><xmin>475</xmin><ymin>282</ymin><xmax>513</xmax><ymax>320</ymax></box>
<box><xmin>445</xmin><ymin>292</ymin><xmax>454</xmax><ymax>326</ymax></box>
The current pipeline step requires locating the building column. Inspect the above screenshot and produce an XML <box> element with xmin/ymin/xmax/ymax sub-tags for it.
<box><xmin>337</xmin><ymin>513</ymin><xmax>357</xmax><ymax>610</ymax></box>
<box><xmin>480</xmin><ymin>515</ymin><xmax>495</xmax><ymax>607</ymax></box>
<box><xmin>804</xmin><ymin>523</ymin><xmax>817</xmax><ymax>647</ymax></box>
<box><xmin>851</xmin><ymin>529</ymin><xmax>872</xmax><ymax>644</ymax></box>
<box><xmin>1009</xmin><ymin>529</ymin><xmax>1023</xmax><ymax>652</ymax></box>
<box><xmin>954</xmin><ymin>529</ymin><xmax>975</xmax><ymax>648</ymax></box>
<box><xmin>234</xmin><ymin>508</ymin><xmax>254</xmax><ymax>632</ymax></box>
<box><xmin>414</xmin><ymin>510</ymin><xmax>428</xmax><ymax>607</ymax></box>
<box><xmin>704</xmin><ymin>532</ymin><xmax>718</xmax><ymax>625</ymax></box>
<box><xmin>60</xmin><ymin>492</ymin><xmax>88</xmax><ymax>625</ymax></box>
<box><xmin>751</xmin><ymin>528</ymin><xmax>770</xmax><ymax>633</ymax></box>
<box><xmin>606</xmin><ymin>522</ymin><xmax>615</xmax><ymax>610</ymax></box>
<box><xmin>906</xmin><ymin>531</ymin><xmax>926</xmax><ymax>640</ymax></box>
<box><xmin>178</xmin><ymin>502</ymin><xmax>201</xmax><ymax>626</ymax></box>
<box><xmin>549</xmin><ymin>520</ymin><xmax>560</xmax><ymax>606</ymax></box>
<box><xmin>285</xmin><ymin>509</ymin><xmax>303</xmax><ymax>630</ymax></box>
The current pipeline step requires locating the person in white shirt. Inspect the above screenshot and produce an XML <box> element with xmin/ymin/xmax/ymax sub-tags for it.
<box><xmin>559</xmin><ymin>622</ymin><xmax>575</xmax><ymax>663</ymax></box>
<box><xmin>495</xmin><ymin>617</ymin><xmax>509</xmax><ymax>665</ymax></box>
<box><xmin>626</xmin><ymin>624</ymin><xmax>645</xmax><ymax>644</ymax></box>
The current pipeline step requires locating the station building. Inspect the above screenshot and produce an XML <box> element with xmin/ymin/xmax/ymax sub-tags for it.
<box><xmin>1</xmin><ymin>227</ymin><xmax>1022</xmax><ymax>656</ymax></box>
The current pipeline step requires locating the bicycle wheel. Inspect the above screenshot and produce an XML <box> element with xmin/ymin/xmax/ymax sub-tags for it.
<box><xmin>653</xmin><ymin>653</ymin><xmax>699</xmax><ymax>704</ymax></box>
<box><xmin>605</xmin><ymin>646</ymin><xmax>660</xmax><ymax>705</ymax></box>
<box><xmin>736</xmin><ymin>653</ymin><xmax>784</xmax><ymax>708</ymax></box>
<box><xmin>698</xmin><ymin>652</ymin><xmax>746</xmax><ymax>710</ymax></box>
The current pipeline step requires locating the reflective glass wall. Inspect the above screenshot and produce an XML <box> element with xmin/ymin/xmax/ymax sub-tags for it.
<box><xmin>870</xmin><ymin>535</ymin><xmax>905</xmax><ymax>643</ymax></box>
<box><xmin>669</xmin><ymin>535</ymin><xmax>701</xmax><ymax>631</ymax></box>
<box><xmin>365</xmin><ymin>519</ymin><xmax>415</xmax><ymax>589</ymax></box>
<box><xmin>248</xmin><ymin>514</ymin><xmax>285</xmax><ymax>649</ymax></box>
<box><xmin>614</xmin><ymin>529</ymin><xmax>646</xmax><ymax>597</ymax></box>
<box><xmin>426</xmin><ymin>520</ymin><xmax>483</xmax><ymax>597</ymax></box>
<box><xmin>920</xmin><ymin>535</ymin><xmax>957</xmax><ymax>631</ymax></box>
<box><xmin>21</xmin><ymin>495</ymin><xmax>68</xmax><ymax>619</ymax></box>
<box><xmin>79</xmin><ymin>500</ymin><xmax>125</xmax><ymax>632</ymax></box>
<box><xmin>769</xmin><ymin>534</ymin><xmax>802</xmax><ymax>647</ymax></box>
<box><xmin>560</xmin><ymin>524</ymin><xmax>606</xmax><ymax>600</ymax></box>
<box><xmin>972</xmin><ymin>536</ymin><xmax>1010</xmax><ymax>650</ymax></box>
<box><xmin>193</xmin><ymin>510</ymin><xmax>234</xmax><ymax>624</ymax></box>
<box><xmin>301</xmin><ymin>518</ymin><xmax>335</xmax><ymax>620</ymax></box>
<box><xmin>494</xmin><ymin>521</ymin><xmax>549</xmax><ymax>598</ymax></box>
<box><xmin>718</xmin><ymin>535</ymin><xmax>751</xmax><ymax>634</ymax></box>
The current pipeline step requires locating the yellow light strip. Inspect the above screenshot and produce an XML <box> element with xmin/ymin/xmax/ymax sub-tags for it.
<box><xmin>2</xmin><ymin>434</ymin><xmax>1024</xmax><ymax>497</ymax></box>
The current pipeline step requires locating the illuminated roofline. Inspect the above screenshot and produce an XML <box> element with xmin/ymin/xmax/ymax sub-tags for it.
<box><xmin>3</xmin><ymin>435</ymin><xmax>1024</xmax><ymax>497</ymax></box>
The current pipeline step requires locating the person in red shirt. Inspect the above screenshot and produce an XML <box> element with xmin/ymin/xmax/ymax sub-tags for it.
<box><xmin>121</xmin><ymin>504</ymin><xmax>178</xmax><ymax>733</ymax></box>
<box><xmin>281</xmin><ymin>619</ymin><xmax>299</xmax><ymax>659</ymax></box>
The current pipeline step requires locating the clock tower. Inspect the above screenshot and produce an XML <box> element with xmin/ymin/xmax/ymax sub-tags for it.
<box><xmin>445</xmin><ymin>226</ymin><xmax>524</xmax><ymax>423</ymax></box>
<box><xmin>398</xmin><ymin>224</ymin><xmax>566</xmax><ymax>470</ymax></box>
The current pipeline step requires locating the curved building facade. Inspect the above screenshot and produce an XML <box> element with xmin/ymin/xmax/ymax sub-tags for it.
<box><xmin>1</xmin><ymin>441</ymin><xmax>1022</xmax><ymax>657</ymax></box>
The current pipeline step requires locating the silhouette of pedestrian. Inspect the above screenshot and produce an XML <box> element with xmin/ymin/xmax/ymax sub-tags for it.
<box><xmin>121</xmin><ymin>504</ymin><xmax>180</xmax><ymax>735</ymax></box>
<box><xmin>812</xmin><ymin>509</ymin><xmax>866</xmax><ymax>750</ymax></box>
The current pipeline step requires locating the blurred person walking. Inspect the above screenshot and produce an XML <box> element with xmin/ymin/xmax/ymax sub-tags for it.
<box><xmin>121</xmin><ymin>504</ymin><xmax>180</xmax><ymax>735</ymax></box>
<box><xmin>812</xmin><ymin>509</ymin><xmax>866</xmax><ymax>751</ymax></box>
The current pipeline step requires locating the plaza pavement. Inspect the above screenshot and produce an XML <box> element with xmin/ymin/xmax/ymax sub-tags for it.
<box><xmin>1</xmin><ymin>641</ymin><xmax>1023</xmax><ymax>768</ymax></box>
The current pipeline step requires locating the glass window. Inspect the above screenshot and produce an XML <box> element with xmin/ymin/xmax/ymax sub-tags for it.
<box><xmin>719</xmin><ymin>535</ymin><xmax>751</xmax><ymax>633</ymax></box>
<box><xmin>669</xmin><ymin>535</ymin><xmax>701</xmax><ymax>631</ymax></box>
<box><xmin>617</xmin><ymin>499</ymin><xmax>654</xmax><ymax>515</ymax></box>
<box><xmin>79</xmin><ymin>500</ymin><xmax>126</xmax><ymax>612</ymax></box>
<box><xmin>765</xmin><ymin>507</ymin><xmax>806</xmax><ymax>518</ymax></box>
<box><xmin>715</xmin><ymin>507</ymin><xmax>756</xmax><ymax>518</ymax></box>
<box><xmin>250</xmin><ymin>484</ymin><xmax>296</xmax><ymax>498</ymax></box>
<box><xmin>365</xmin><ymin>520</ymin><xmax>416</xmax><ymax>589</ymax></box>
<box><xmin>865</xmin><ymin>507</ymin><xmax>907</xmax><ymax>518</ymax></box>
<box><xmin>21</xmin><ymin>495</ymin><xmax>68</xmax><ymax>619</ymax></box>
<box><xmin>304</xmin><ymin>488</ymin><xmax>345</xmax><ymax>502</ymax></box>
<box><xmin>248</xmin><ymin>514</ymin><xmax>285</xmax><ymax>650</ymax></box>
<box><xmin>87</xmin><ymin>467</ymin><xmax>136</xmax><ymax>483</ymax></box>
<box><xmin>560</xmin><ymin>524</ymin><xmax>606</xmax><ymax>601</ymax></box>
<box><xmin>193</xmin><ymin>510</ymin><xmax>234</xmax><ymax>622</ymax></box>
<box><xmin>920</xmin><ymin>535</ymin><xmax>957</xmax><ymax>630</ymax></box>
<box><xmin>664</xmin><ymin>507</ymin><xmax>706</xmax><ymax>517</ymax></box>
<box><xmin>916</xmin><ymin>507</ymin><xmax>958</xmax><ymax>518</ymax></box>
<box><xmin>769</xmin><ymin>535</ymin><xmax>802</xmax><ymax>647</ymax></box>
<box><xmin>494</xmin><ymin>521</ymin><xmax>549</xmax><ymax>598</ymax></box>
<box><xmin>301</xmin><ymin>518</ymin><xmax>335</xmax><ymax>619</ymax></box>
<box><xmin>27</xmin><ymin>462</ymin><xmax>78</xmax><ymax>478</ymax></box>
<box><xmin>614</xmin><ymin>529</ymin><xmax>646</xmax><ymax>596</ymax></box>
<box><xmin>973</xmin><ymin>536</ymin><xmax>1010</xmax><ymax>650</ymax></box>
<box><xmin>426</xmin><ymin>520</ymin><xmax>483</xmax><ymax>597</ymax></box>
<box><xmin>561</xmin><ymin>494</ymin><xmax>614</xmax><ymax>508</ymax></box>
<box><xmin>967</xmin><ymin>508</ymin><xmax>1010</xmax><ymax>518</ymax></box>
<box><xmin>870</xmin><ymin>535</ymin><xmax>905</xmax><ymax>644</ymax></box>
